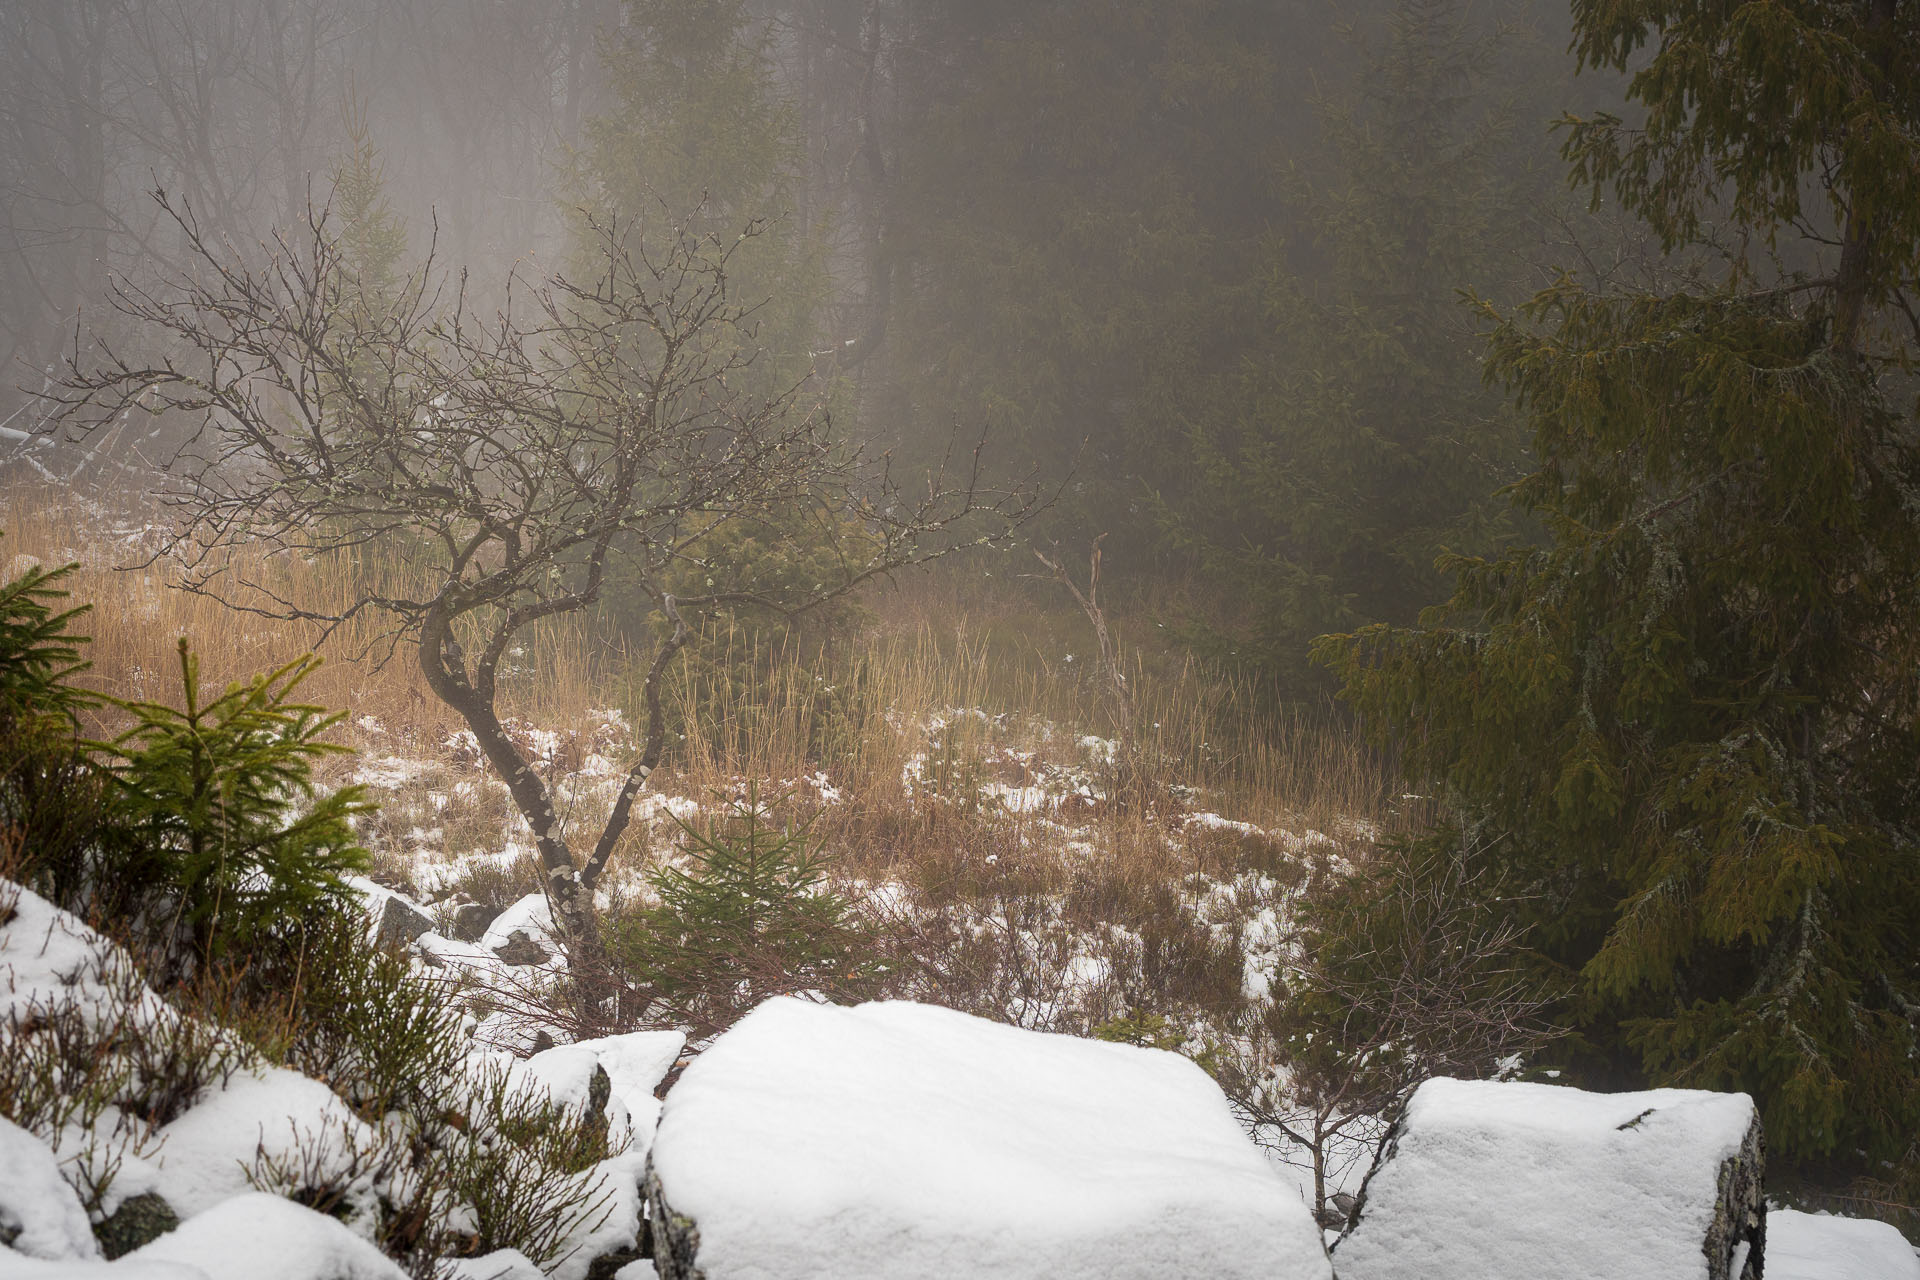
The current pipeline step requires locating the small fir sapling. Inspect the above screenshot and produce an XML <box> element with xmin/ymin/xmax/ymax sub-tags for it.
<box><xmin>614</xmin><ymin>784</ymin><xmax>881</xmax><ymax>1036</ymax></box>
<box><xmin>90</xmin><ymin>640</ymin><xmax>373</xmax><ymax>975</ymax></box>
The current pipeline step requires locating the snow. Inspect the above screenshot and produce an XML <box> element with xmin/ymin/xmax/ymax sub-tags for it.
<box><xmin>550</xmin><ymin>1150</ymin><xmax>648</xmax><ymax>1280</ymax></box>
<box><xmin>124</xmin><ymin>1193</ymin><xmax>407</xmax><ymax>1279</ymax></box>
<box><xmin>515</xmin><ymin>1030</ymin><xmax>685</xmax><ymax>1152</ymax></box>
<box><xmin>1768</xmin><ymin>1210</ymin><xmax>1920</xmax><ymax>1280</ymax></box>
<box><xmin>480</xmin><ymin>893</ymin><xmax>557</xmax><ymax>954</ymax></box>
<box><xmin>0</xmin><ymin>1115</ymin><xmax>99</xmax><ymax>1261</ymax></box>
<box><xmin>443</xmin><ymin>1250</ymin><xmax>546</xmax><ymax>1280</ymax></box>
<box><xmin>0</xmin><ymin>882</ymin><xmax>169</xmax><ymax>1032</ymax></box>
<box><xmin>649</xmin><ymin>997</ymin><xmax>1331</xmax><ymax>1280</ymax></box>
<box><xmin>152</xmin><ymin>1067</ymin><xmax>375</xmax><ymax>1217</ymax></box>
<box><xmin>1332</xmin><ymin>1077</ymin><xmax>1758</xmax><ymax>1280</ymax></box>
<box><xmin>1</xmin><ymin>1259</ymin><xmax>206</xmax><ymax>1279</ymax></box>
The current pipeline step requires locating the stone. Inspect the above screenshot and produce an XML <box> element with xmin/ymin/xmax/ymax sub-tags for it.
<box><xmin>95</xmin><ymin>1192</ymin><xmax>180</xmax><ymax>1259</ymax></box>
<box><xmin>492</xmin><ymin>929</ymin><xmax>551</xmax><ymax>966</ymax></box>
<box><xmin>1331</xmin><ymin>1078</ymin><xmax>1765</xmax><ymax>1280</ymax></box>
<box><xmin>644</xmin><ymin>997</ymin><xmax>1331</xmax><ymax>1280</ymax></box>
<box><xmin>645</xmin><ymin>1158</ymin><xmax>703</xmax><ymax>1280</ymax></box>
<box><xmin>586</xmin><ymin>1244</ymin><xmax>648</xmax><ymax>1279</ymax></box>
<box><xmin>376</xmin><ymin>895</ymin><xmax>436</xmax><ymax>949</ymax></box>
<box><xmin>449</xmin><ymin>900</ymin><xmax>491</xmax><ymax>943</ymax></box>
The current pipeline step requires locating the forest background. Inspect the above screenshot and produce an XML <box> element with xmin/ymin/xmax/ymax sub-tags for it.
<box><xmin>4</xmin><ymin>0</ymin><xmax>1917</xmax><ymax>1232</ymax></box>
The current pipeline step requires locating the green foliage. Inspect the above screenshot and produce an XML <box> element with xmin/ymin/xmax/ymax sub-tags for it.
<box><xmin>584</xmin><ymin>0</ymin><xmax>797</xmax><ymax>228</ymax></box>
<box><xmin>92</xmin><ymin>641</ymin><xmax>372</xmax><ymax>970</ymax></box>
<box><xmin>0</xmin><ymin>550</ymin><xmax>92</xmax><ymax>725</ymax></box>
<box><xmin>266</xmin><ymin>910</ymin><xmax>468</xmax><ymax>1119</ymax></box>
<box><xmin>1559</xmin><ymin>0</ymin><xmax>1920</xmax><ymax>280</ymax></box>
<box><xmin>1320</xmin><ymin>0</ymin><xmax>1920</xmax><ymax>1170</ymax></box>
<box><xmin>1092</xmin><ymin>1010</ymin><xmax>1226</xmax><ymax>1076</ymax></box>
<box><xmin>0</xmin><ymin>555</ymin><xmax>611</xmax><ymax>1269</ymax></box>
<box><xmin>613</xmin><ymin>785</ymin><xmax>880</xmax><ymax>1034</ymax></box>
<box><xmin>576</xmin><ymin>0</ymin><xmax>823</xmax><ymax>388</ymax></box>
<box><xmin>891</xmin><ymin>0</ymin><xmax>1293</xmax><ymax>530</ymax></box>
<box><xmin>0</xmin><ymin>553</ymin><xmax>113</xmax><ymax>902</ymax></box>
<box><xmin>1270</xmin><ymin>831</ymin><xmax>1558</xmax><ymax>1103</ymax></box>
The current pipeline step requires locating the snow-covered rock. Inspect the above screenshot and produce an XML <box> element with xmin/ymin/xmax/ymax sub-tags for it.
<box><xmin>442</xmin><ymin>1249</ymin><xmax>546</xmax><ymax>1280</ymax></box>
<box><xmin>124</xmin><ymin>1192</ymin><xmax>408</xmax><ymax>1279</ymax></box>
<box><xmin>646</xmin><ymin>997</ymin><xmax>1332</xmax><ymax>1280</ymax></box>
<box><xmin>1</xmin><ymin>1258</ymin><xmax>205</xmax><ymax>1278</ymax></box>
<box><xmin>1333</xmin><ymin>1077</ymin><xmax>1765</xmax><ymax>1280</ymax></box>
<box><xmin>153</xmin><ymin>1066</ymin><xmax>376</xmax><ymax>1218</ymax></box>
<box><xmin>514</xmin><ymin>1028</ymin><xmax>685</xmax><ymax>1153</ymax></box>
<box><xmin>0</xmin><ymin>1114</ymin><xmax>99</xmax><ymax>1261</ymax></box>
<box><xmin>482</xmin><ymin>894</ymin><xmax>557</xmax><ymax>965</ymax></box>
<box><xmin>1768</xmin><ymin>1209</ymin><xmax>1920</xmax><ymax>1280</ymax></box>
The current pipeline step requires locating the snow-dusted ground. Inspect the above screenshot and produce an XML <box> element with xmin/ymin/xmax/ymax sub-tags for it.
<box><xmin>649</xmin><ymin>997</ymin><xmax>1333</xmax><ymax>1280</ymax></box>
<box><xmin>7</xmin><ymin>684</ymin><xmax>1917</xmax><ymax>1277</ymax></box>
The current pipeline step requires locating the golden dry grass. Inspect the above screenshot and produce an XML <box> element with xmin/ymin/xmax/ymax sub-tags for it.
<box><xmin>3</xmin><ymin>481</ymin><xmax>1406</xmax><ymax>893</ymax></box>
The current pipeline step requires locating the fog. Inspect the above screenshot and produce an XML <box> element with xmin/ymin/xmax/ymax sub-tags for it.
<box><xmin>1</xmin><ymin>0</ymin><xmax>1619</xmax><ymax>468</ymax></box>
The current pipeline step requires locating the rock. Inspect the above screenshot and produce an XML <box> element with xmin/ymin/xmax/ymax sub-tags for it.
<box><xmin>645</xmin><ymin>997</ymin><xmax>1331</xmax><ymax>1280</ymax></box>
<box><xmin>645</xmin><ymin>1158</ymin><xmax>703</xmax><ymax>1280</ymax></box>
<box><xmin>586</xmin><ymin>1244</ymin><xmax>648</xmax><ymax>1279</ymax></box>
<box><xmin>449</xmin><ymin>900</ymin><xmax>491</xmax><ymax>943</ymax></box>
<box><xmin>376</xmin><ymin>894</ymin><xmax>436</xmax><ymax>948</ymax></box>
<box><xmin>125</xmin><ymin>1192</ymin><xmax>409</xmax><ymax>1278</ymax></box>
<box><xmin>492</xmin><ymin>929</ymin><xmax>551</xmax><ymax>966</ymax></box>
<box><xmin>444</xmin><ymin>1248</ymin><xmax>545</xmax><ymax>1280</ymax></box>
<box><xmin>1318</xmin><ymin>1192</ymin><xmax>1360</xmax><ymax>1231</ymax></box>
<box><xmin>1768</xmin><ymin>1208</ymin><xmax>1920</xmax><ymax>1280</ymax></box>
<box><xmin>1332</xmin><ymin>1077</ymin><xmax>1765</xmax><ymax>1280</ymax></box>
<box><xmin>95</xmin><ymin>1191</ymin><xmax>181</xmax><ymax>1259</ymax></box>
<box><xmin>584</xmin><ymin>1063</ymin><xmax>613</xmax><ymax>1146</ymax></box>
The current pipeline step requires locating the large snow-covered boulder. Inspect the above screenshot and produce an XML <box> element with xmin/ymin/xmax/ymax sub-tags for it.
<box><xmin>645</xmin><ymin>997</ymin><xmax>1332</xmax><ymax>1280</ymax></box>
<box><xmin>1768</xmin><ymin>1209</ymin><xmax>1920</xmax><ymax>1280</ymax></box>
<box><xmin>1333</xmin><ymin>1077</ymin><xmax>1765</xmax><ymax>1280</ymax></box>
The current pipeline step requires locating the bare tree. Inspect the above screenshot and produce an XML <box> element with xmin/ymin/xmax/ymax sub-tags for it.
<box><xmin>44</xmin><ymin>192</ymin><xmax>1037</xmax><ymax>961</ymax></box>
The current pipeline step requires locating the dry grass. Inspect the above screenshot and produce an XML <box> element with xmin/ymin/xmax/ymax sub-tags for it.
<box><xmin>0</xmin><ymin>485</ymin><xmax>595</xmax><ymax>747</ymax></box>
<box><xmin>4</xmin><ymin>480</ymin><xmax>1409</xmax><ymax>1043</ymax></box>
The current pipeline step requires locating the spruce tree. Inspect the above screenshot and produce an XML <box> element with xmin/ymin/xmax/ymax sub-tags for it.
<box><xmin>1319</xmin><ymin>0</ymin><xmax>1920</xmax><ymax>1177</ymax></box>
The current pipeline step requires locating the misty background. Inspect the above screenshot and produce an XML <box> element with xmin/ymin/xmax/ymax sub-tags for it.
<box><xmin>0</xmin><ymin>0</ymin><xmax>1636</xmax><ymax>697</ymax></box>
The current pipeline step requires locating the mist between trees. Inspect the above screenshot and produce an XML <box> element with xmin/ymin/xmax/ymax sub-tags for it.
<box><xmin>5</xmin><ymin>0</ymin><xmax>1618</xmax><ymax>667</ymax></box>
<box><xmin>6</xmin><ymin>0</ymin><xmax>1920</xmax><ymax>1240</ymax></box>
